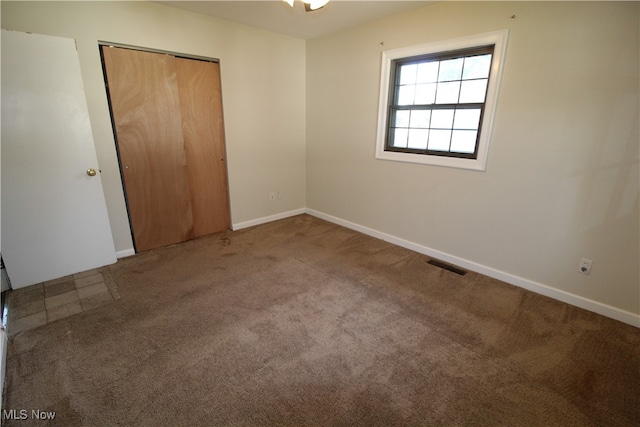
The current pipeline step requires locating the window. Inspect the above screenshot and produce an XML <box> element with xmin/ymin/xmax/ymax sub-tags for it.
<box><xmin>376</xmin><ymin>31</ymin><xmax>508</xmax><ymax>171</ymax></box>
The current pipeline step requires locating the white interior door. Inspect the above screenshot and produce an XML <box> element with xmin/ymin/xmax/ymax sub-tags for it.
<box><xmin>1</xmin><ymin>30</ymin><xmax>116</xmax><ymax>289</ymax></box>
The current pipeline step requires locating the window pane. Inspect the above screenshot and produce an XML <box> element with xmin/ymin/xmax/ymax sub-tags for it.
<box><xmin>435</xmin><ymin>81</ymin><xmax>460</xmax><ymax>104</ymax></box>
<box><xmin>430</xmin><ymin>109</ymin><xmax>454</xmax><ymax>129</ymax></box>
<box><xmin>399</xmin><ymin>64</ymin><xmax>417</xmax><ymax>85</ymax></box>
<box><xmin>428</xmin><ymin>129</ymin><xmax>451</xmax><ymax>151</ymax></box>
<box><xmin>409</xmin><ymin>110</ymin><xmax>431</xmax><ymax>128</ymax></box>
<box><xmin>453</xmin><ymin>108</ymin><xmax>481</xmax><ymax>129</ymax></box>
<box><xmin>415</xmin><ymin>83</ymin><xmax>436</xmax><ymax>104</ymax></box>
<box><xmin>416</xmin><ymin>62</ymin><xmax>439</xmax><ymax>83</ymax></box>
<box><xmin>395</xmin><ymin>110</ymin><xmax>410</xmax><ymax>127</ymax></box>
<box><xmin>450</xmin><ymin>130</ymin><xmax>477</xmax><ymax>153</ymax></box>
<box><xmin>398</xmin><ymin>85</ymin><xmax>415</xmax><ymax>105</ymax></box>
<box><xmin>462</xmin><ymin>54</ymin><xmax>492</xmax><ymax>80</ymax></box>
<box><xmin>408</xmin><ymin>129</ymin><xmax>428</xmax><ymax>149</ymax></box>
<box><xmin>459</xmin><ymin>79</ymin><xmax>488</xmax><ymax>103</ymax></box>
<box><xmin>438</xmin><ymin>58</ymin><xmax>463</xmax><ymax>81</ymax></box>
<box><xmin>392</xmin><ymin>128</ymin><xmax>409</xmax><ymax>148</ymax></box>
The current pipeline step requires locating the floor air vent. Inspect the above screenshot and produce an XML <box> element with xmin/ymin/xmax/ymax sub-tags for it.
<box><xmin>427</xmin><ymin>259</ymin><xmax>468</xmax><ymax>276</ymax></box>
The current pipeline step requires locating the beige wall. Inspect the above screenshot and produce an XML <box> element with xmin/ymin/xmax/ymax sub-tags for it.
<box><xmin>1</xmin><ymin>1</ymin><xmax>307</xmax><ymax>253</ymax></box>
<box><xmin>306</xmin><ymin>1</ymin><xmax>639</xmax><ymax>317</ymax></box>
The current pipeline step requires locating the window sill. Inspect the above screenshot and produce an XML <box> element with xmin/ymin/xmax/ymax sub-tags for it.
<box><xmin>375</xmin><ymin>148</ymin><xmax>488</xmax><ymax>171</ymax></box>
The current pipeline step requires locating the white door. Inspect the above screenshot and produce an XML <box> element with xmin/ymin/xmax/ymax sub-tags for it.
<box><xmin>1</xmin><ymin>30</ymin><xmax>116</xmax><ymax>289</ymax></box>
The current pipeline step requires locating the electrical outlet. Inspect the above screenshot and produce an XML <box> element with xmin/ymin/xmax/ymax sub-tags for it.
<box><xmin>269</xmin><ymin>192</ymin><xmax>276</xmax><ymax>202</ymax></box>
<box><xmin>278</xmin><ymin>190</ymin><xmax>284</xmax><ymax>200</ymax></box>
<box><xmin>579</xmin><ymin>258</ymin><xmax>593</xmax><ymax>275</ymax></box>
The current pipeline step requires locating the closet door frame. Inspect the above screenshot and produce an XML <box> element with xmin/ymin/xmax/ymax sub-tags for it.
<box><xmin>99</xmin><ymin>42</ymin><xmax>231</xmax><ymax>252</ymax></box>
<box><xmin>100</xmin><ymin>41</ymin><xmax>219</xmax><ymax>64</ymax></box>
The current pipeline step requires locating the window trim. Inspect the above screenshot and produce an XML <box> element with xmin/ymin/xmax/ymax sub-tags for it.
<box><xmin>375</xmin><ymin>30</ymin><xmax>509</xmax><ymax>171</ymax></box>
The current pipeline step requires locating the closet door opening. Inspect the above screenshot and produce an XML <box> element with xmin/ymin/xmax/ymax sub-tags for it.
<box><xmin>101</xmin><ymin>45</ymin><xmax>230</xmax><ymax>252</ymax></box>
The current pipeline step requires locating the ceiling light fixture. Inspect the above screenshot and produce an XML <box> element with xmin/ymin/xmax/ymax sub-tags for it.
<box><xmin>283</xmin><ymin>0</ymin><xmax>330</xmax><ymax>12</ymax></box>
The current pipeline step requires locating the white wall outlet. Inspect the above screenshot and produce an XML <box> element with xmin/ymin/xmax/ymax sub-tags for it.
<box><xmin>579</xmin><ymin>258</ymin><xmax>593</xmax><ymax>275</ymax></box>
<box><xmin>269</xmin><ymin>192</ymin><xmax>276</xmax><ymax>202</ymax></box>
<box><xmin>278</xmin><ymin>190</ymin><xmax>284</xmax><ymax>200</ymax></box>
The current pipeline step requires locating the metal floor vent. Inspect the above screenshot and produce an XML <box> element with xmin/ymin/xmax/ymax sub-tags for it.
<box><xmin>427</xmin><ymin>259</ymin><xmax>468</xmax><ymax>276</ymax></box>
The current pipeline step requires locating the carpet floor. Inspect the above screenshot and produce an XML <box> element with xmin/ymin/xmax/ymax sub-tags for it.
<box><xmin>3</xmin><ymin>214</ymin><xmax>639</xmax><ymax>426</ymax></box>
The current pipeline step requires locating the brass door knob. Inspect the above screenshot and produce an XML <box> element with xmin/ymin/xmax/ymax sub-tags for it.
<box><xmin>86</xmin><ymin>168</ymin><xmax>97</xmax><ymax>177</ymax></box>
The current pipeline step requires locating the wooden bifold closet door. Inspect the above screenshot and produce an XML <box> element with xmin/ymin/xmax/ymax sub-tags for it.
<box><xmin>101</xmin><ymin>46</ymin><xmax>230</xmax><ymax>252</ymax></box>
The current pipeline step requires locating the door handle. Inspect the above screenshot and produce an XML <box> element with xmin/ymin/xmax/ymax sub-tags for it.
<box><xmin>86</xmin><ymin>168</ymin><xmax>97</xmax><ymax>177</ymax></box>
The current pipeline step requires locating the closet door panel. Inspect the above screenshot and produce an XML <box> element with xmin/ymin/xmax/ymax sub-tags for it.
<box><xmin>175</xmin><ymin>58</ymin><xmax>231</xmax><ymax>236</ymax></box>
<box><xmin>102</xmin><ymin>47</ymin><xmax>193</xmax><ymax>252</ymax></box>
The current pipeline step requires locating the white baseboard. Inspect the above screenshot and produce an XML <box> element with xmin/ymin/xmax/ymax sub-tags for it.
<box><xmin>305</xmin><ymin>209</ymin><xmax>640</xmax><ymax>328</ymax></box>
<box><xmin>232</xmin><ymin>208</ymin><xmax>306</xmax><ymax>231</ymax></box>
<box><xmin>116</xmin><ymin>249</ymin><xmax>135</xmax><ymax>259</ymax></box>
<box><xmin>114</xmin><ymin>209</ymin><xmax>307</xmax><ymax>257</ymax></box>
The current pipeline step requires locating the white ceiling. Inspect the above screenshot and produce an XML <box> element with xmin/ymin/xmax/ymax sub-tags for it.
<box><xmin>157</xmin><ymin>1</ymin><xmax>434</xmax><ymax>40</ymax></box>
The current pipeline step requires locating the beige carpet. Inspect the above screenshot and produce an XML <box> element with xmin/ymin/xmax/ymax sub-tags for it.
<box><xmin>3</xmin><ymin>214</ymin><xmax>639</xmax><ymax>426</ymax></box>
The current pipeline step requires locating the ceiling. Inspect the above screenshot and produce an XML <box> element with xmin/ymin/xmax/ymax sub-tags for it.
<box><xmin>157</xmin><ymin>1</ymin><xmax>434</xmax><ymax>40</ymax></box>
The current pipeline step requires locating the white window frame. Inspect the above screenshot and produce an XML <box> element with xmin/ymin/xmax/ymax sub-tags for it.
<box><xmin>375</xmin><ymin>30</ymin><xmax>509</xmax><ymax>171</ymax></box>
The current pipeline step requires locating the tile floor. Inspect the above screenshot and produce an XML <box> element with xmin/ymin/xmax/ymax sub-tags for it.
<box><xmin>4</xmin><ymin>267</ymin><xmax>120</xmax><ymax>335</ymax></box>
